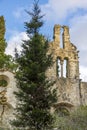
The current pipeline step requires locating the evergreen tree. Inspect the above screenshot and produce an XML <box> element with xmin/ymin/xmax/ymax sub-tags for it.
<box><xmin>0</xmin><ymin>16</ymin><xmax>7</xmax><ymax>53</ymax></box>
<box><xmin>0</xmin><ymin>16</ymin><xmax>14</xmax><ymax>70</ymax></box>
<box><xmin>12</xmin><ymin>1</ymin><xmax>57</xmax><ymax>130</ymax></box>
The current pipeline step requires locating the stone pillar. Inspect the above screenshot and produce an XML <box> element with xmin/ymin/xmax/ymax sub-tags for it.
<box><xmin>53</xmin><ymin>25</ymin><xmax>61</xmax><ymax>47</ymax></box>
<box><xmin>62</xmin><ymin>26</ymin><xmax>70</xmax><ymax>49</ymax></box>
<box><xmin>60</xmin><ymin>60</ymin><xmax>63</xmax><ymax>77</ymax></box>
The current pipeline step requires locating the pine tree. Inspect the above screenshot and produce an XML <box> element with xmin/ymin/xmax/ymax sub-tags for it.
<box><xmin>12</xmin><ymin>1</ymin><xmax>57</xmax><ymax>130</ymax></box>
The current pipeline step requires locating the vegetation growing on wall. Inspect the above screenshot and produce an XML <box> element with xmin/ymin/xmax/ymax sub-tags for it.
<box><xmin>0</xmin><ymin>79</ymin><xmax>8</xmax><ymax>87</ymax></box>
<box><xmin>53</xmin><ymin>106</ymin><xmax>87</xmax><ymax>130</ymax></box>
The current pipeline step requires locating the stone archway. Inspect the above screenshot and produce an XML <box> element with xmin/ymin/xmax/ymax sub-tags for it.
<box><xmin>54</xmin><ymin>102</ymin><xmax>74</xmax><ymax>116</ymax></box>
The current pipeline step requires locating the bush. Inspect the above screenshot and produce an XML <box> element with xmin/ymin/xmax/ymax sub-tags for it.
<box><xmin>53</xmin><ymin>106</ymin><xmax>87</xmax><ymax>130</ymax></box>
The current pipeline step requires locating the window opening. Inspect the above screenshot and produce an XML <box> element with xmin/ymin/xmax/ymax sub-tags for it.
<box><xmin>63</xmin><ymin>59</ymin><xmax>68</xmax><ymax>77</ymax></box>
<box><xmin>60</xmin><ymin>28</ymin><xmax>63</xmax><ymax>48</ymax></box>
<box><xmin>63</xmin><ymin>59</ymin><xmax>67</xmax><ymax>77</ymax></box>
<box><xmin>57</xmin><ymin>58</ymin><xmax>61</xmax><ymax>77</ymax></box>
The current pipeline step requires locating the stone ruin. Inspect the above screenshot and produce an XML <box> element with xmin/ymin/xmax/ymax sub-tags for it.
<box><xmin>47</xmin><ymin>25</ymin><xmax>87</xmax><ymax>112</ymax></box>
<box><xmin>0</xmin><ymin>24</ymin><xmax>87</xmax><ymax>128</ymax></box>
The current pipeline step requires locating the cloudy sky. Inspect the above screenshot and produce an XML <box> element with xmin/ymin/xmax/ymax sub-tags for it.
<box><xmin>0</xmin><ymin>0</ymin><xmax>87</xmax><ymax>81</ymax></box>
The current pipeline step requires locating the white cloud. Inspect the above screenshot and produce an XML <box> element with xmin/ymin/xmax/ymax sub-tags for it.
<box><xmin>6</xmin><ymin>32</ymin><xmax>29</xmax><ymax>57</ymax></box>
<box><xmin>69</xmin><ymin>14</ymin><xmax>87</xmax><ymax>81</ymax></box>
<box><xmin>80</xmin><ymin>66</ymin><xmax>87</xmax><ymax>81</ymax></box>
<box><xmin>42</xmin><ymin>0</ymin><xmax>87</xmax><ymax>21</ymax></box>
<box><xmin>70</xmin><ymin>14</ymin><xmax>87</xmax><ymax>51</ymax></box>
<box><xmin>68</xmin><ymin>5</ymin><xmax>87</xmax><ymax>82</ymax></box>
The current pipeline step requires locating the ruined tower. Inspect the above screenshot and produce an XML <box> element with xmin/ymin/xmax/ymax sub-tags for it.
<box><xmin>47</xmin><ymin>25</ymin><xmax>87</xmax><ymax>112</ymax></box>
<box><xmin>53</xmin><ymin>25</ymin><xmax>79</xmax><ymax>79</ymax></box>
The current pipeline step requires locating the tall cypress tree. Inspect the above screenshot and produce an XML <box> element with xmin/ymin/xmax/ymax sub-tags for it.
<box><xmin>0</xmin><ymin>16</ymin><xmax>14</xmax><ymax>70</ymax></box>
<box><xmin>0</xmin><ymin>16</ymin><xmax>7</xmax><ymax>53</ymax></box>
<box><xmin>12</xmin><ymin>1</ymin><xmax>57</xmax><ymax>130</ymax></box>
<box><xmin>0</xmin><ymin>16</ymin><xmax>7</xmax><ymax>68</ymax></box>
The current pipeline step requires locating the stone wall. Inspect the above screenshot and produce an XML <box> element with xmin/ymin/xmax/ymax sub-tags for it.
<box><xmin>80</xmin><ymin>82</ymin><xmax>87</xmax><ymax>105</ymax></box>
<box><xmin>0</xmin><ymin>70</ymin><xmax>16</xmax><ymax>128</ymax></box>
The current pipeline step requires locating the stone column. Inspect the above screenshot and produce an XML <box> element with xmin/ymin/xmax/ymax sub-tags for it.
<box><xmin>53</xmin><ymin>25</ymin><xmax>61</xmax><ymax>48</ymax></box>
<box><xmin>60</xmin><ymin>60</ymin><xmax>63</xmax><ymax>77</ymax></box>
<box><xmin>62</xmin><ymin>26</ymin><xmax>70</xmax><ymax>49</ymax></box>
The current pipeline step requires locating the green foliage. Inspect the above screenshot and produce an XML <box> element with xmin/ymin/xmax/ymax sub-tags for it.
<box><xmin>53</xmin><ymin>106</ymin><xmax>87</xmax><ymax>130</ymax></box>
<box><xmin>0</xmin><ymin>79</ymin><xmax>8</xmax><ymax>87</ymax></box>
<box><xmin>12</xmin><ymin>1</ymin><xmax>57</xmax><ymax>130</ymax></box>
<box><xmin>69</xmin><ymin>106</ymin><xmax>87</xmax><ymax>130</ymax></box>
<box><xmin>0</xmin><ymin>16</ymin><xmax>15</xmax><ymax>71</ymax></box>
<box><xmin>55</xmin><ymin>107</ymin><xmax>70</xmax><ymax>117</ymax></box>
<box><xmin>0</xmin><ymin>16</ymin><xmax>7</xmax><ymax>53</ymax></box>
<box><xmin>25</xmin><ymin>0</ymin><xmax>44</xmax><ymax>35</ymax></box>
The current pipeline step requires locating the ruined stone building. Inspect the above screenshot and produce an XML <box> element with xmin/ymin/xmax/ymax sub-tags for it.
<box><xmin>47</xmin><ymin>25</ymin><xmax>87</xmax><ymax>112</ymax></box>
<box><xmin>0</xmin><ymin>16</ymin><xmax>87</xmax><ymax>128</ymax></box>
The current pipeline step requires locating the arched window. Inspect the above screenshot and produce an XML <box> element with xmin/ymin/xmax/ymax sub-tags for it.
<box><xmin>60</xmin><ymin>28</ymin><xmax>63</xmax><ymax>48</ymax></box>
<box><xmin>56</xmin><ymin>58</ymin><xmax>69</xmax><ymax>78</ymax></box>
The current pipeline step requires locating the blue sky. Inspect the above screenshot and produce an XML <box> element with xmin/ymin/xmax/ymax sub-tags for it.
<box><xmin>1</xmin><ymin>0</ymin><xmax>87</xmax><ymax>81</ymax></box>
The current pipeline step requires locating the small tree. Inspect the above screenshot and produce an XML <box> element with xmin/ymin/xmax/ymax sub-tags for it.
<box><xmin>12</xmin><ymin>1</ymin><xmax>57</xmax><ymax>130</ymax></box>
